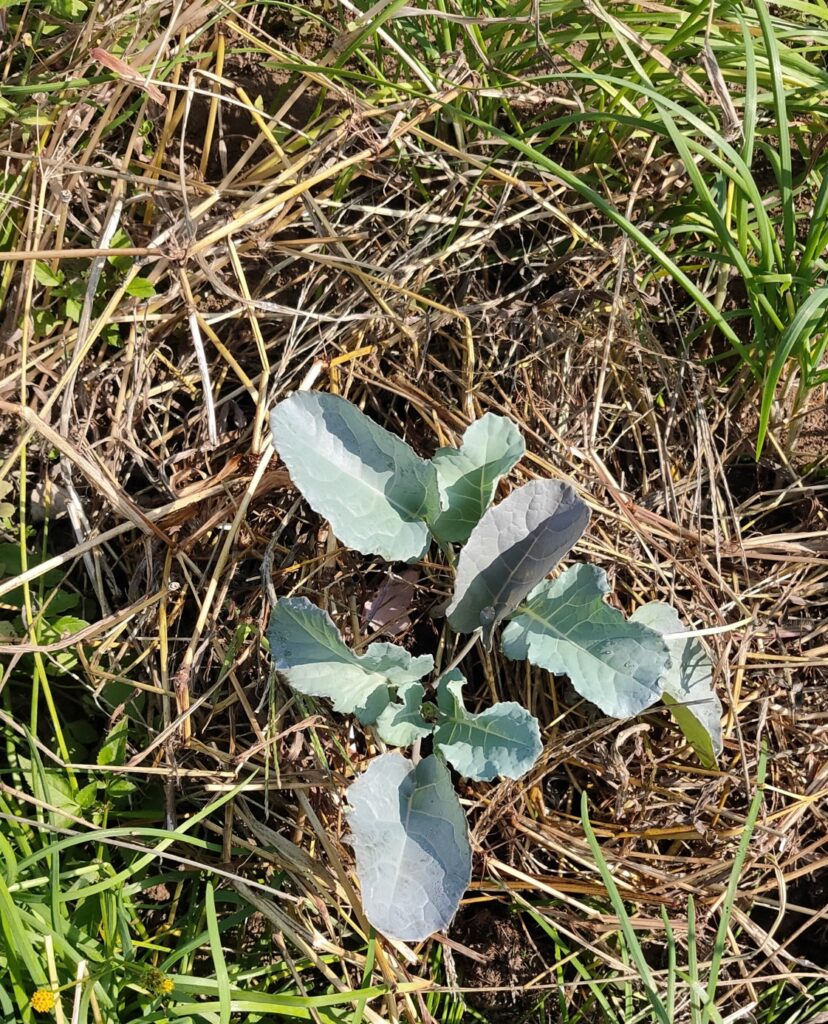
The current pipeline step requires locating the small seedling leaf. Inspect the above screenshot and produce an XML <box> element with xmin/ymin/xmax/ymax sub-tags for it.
<box><xmin>51</xmin><ymin>0</ymin><xmax>87</xmax><ymax>17</ymax></box>
<box><xmin>268</xmin><ymin>597</ymin><xmax>433</xmax><ymax>724</ymax></box>
<box><xmin>97</xmin><ymin>717</ymin><xmax>129</xmax><ymax>766</ymax></box>
<box><xmin>16</xmin><ymin>755</ymin><xmax>85</xmax><ymax>829</ymax></box>
<box><xmin>346</xmin><ymin>753</ymin><xmax>471</xmax><ymax>941</ymax></box>
<box><xmin>125</xmin><ymin>276</ymin><xmax>156</xmax><ymax>298</ymax></box>
<box><xmin>447</xmin><ymin>479</ymin><xmax>590</xmax><ymax>645</ymax></box>
<box><xmin>502</xmin><ymin>564</ymin><xmax>669</xmax><ymax>718</ymax></box>
<box><xmin>630</xmin><ymin>602</ymin><xmax>722</xmax><ymax>766</ymax></box>
<box><xmin>433</xmin><ymin>670</ymin><xmax>542</xmax><ymax>781</ymax></box>
<box><xmin>270</xmin><ymin>392</ymin><xmax>439</xmax><ymax>562</ymax></box>
<box><xmin>374</xmin><ymin>681</ymin><xmax>434</xmax><ymax>746</ymax></box>
<box><xmin>429</xmin><ymin>413</ymin><xmax>525</xmax><ymax>543</ymax></box>
<box><xmin>0</xmin><ymin>480</ymin><xmax>13</xmax><ymax>519</ymax></box>
<box><xmin>33</xmin><ymin>261</ymin><xmax>63</xmax><ymax>287</ymax></box>
<box><xmin>39</xmin><ymin>615</ymin><xmax>89</xmax><ymax>674</ymax></box>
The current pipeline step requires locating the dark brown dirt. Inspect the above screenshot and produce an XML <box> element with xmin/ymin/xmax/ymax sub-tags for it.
<box><xmin>451</xmin><ymin>905</ymin><xmax>549</xmax><ymax>1022</ymax></box>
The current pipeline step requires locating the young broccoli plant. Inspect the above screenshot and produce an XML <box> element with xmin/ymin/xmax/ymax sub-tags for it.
<box><xmin>266</xmin><ymin>392</ymin><xmax>722</xmax><ymax>942</ymax></box>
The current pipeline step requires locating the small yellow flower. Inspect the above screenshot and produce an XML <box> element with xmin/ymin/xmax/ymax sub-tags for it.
<box><xmin>145</xmin><ymin>969</ymin><xmax>174</xmax><ymax>997</ymax></box>
<box><xmin>30</xmin><ymin>989</ymin><xmax>56</xmax><ymax>1014</ymax></box>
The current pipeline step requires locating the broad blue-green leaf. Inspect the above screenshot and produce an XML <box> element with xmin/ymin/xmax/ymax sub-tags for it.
<box><xmin>502</xmin><ymin>564</ymin><xmax>669</xmax><ymax>718</ymax></box>
<box><xmin>347</xmin><ymin>753</ymin><xmax>471</xmax><ymax>941</ymax></box>
<box><xmin>374</xmin><ymin>682</ymin><xmax>434</xmax><ymax>746</ymax></box>
<box><xmin>270</xmin><ymin>392</ymin><xmax>439</xmax><ymax>561</ymax></box>
<box><xmin>268</xmin><ymin>597</ymin><xmax>433</xmax><ymax>724</ymax></box>
<box><xmin>433</xmin><ymin>670</ymin><xmax>542</xmax><ymax>781</ymax></box>
<box><xmin>429</xmin><ymin>414</ymin><xmax>525</xmax><ymax>543</ymax></box>
<box><xmin>630</xmin><ymin>602</ymin><xmax>722</xmax><ymax>767</ymax></box>
<box><xmin>447</xmin><ymin>479</ymin><xmax>590</xmax><ymax>646</ymax></box>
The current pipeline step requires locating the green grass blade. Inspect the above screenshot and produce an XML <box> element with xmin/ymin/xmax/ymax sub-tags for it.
<box><xmin>688</xmin><ymin>895</ymin><xmax>701</xmax><ymax>1024</ymax></box>
<box><xmin>581</xmin><ymin>793</ymin><xmax>670</xmax><ymax>1024</ymax></box>
<box><xmin>702</xmin><ymin>747</ymin><xmax>769</xmax><ymax>1020</ymax></box>
<box><xmin>205</xmin><ymin>882</ymin><xmax>231</xmax><ymax>1024</ymax></box>
<box><xmin>660</xmin><ymin>906</ymin><xmax>676</xmax><ymax>1021</ymax></box>
<box><xmin>800</xmin><ymin>169</ymin><xmax>828</xmax><ymax>274</ymax></box>
<box><xmin>429</xmin><ymin>102</ymin><xmax>759</xmax><ymax>374</ymax></box>
<box><xmin>753</xmin><ymin>0</ymin><xmax>795</xmax><ymax>268</ymax></box>
<box><xmin>757</xmin><ymin>287</ymin><xmax>828</xmax><ymax>454</ymax></box>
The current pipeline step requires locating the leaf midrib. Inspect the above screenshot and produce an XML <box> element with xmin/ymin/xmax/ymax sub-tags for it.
<box><xmin>517</xmin><ymin>599</ymin><xmax>645</xmax><ymax>686</ymax></box>
<box><xmin>277</xmin><ymin>407</ymin><xmax>434</xmax><ymax>523</ymax></box>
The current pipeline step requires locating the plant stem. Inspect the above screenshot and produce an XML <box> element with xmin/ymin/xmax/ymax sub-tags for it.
<box><xmin>442</xmin><ymin>629</ymin><xmax>482</xmax><ymax>677</ymax></box>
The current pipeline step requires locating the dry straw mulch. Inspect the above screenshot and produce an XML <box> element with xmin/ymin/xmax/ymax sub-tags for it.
<box><xmin>1</xmin><ymin>2</ymin><xmax>827</xmax><ymax>1019</ymax></box>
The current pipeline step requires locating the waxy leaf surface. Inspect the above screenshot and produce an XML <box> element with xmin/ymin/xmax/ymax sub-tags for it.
<box><xmin>631</xmin><ymin>602</ymin><xmax>722</xmax><ymax>767</ymax></box>
<box><xmin>434</xmin><ymin>670</ymin><xmax>542</xmax><ymax>781</ymax></box>
<box><xmin>447</xmin><ymin>479</ymin><xmax>590</xmax><ymax>646</ymax></box>
<box><xmin>268</xmin><ymin>597</ymin><xmax>433</xmax><ymax>723</ymax></box>
<box><xmin>374</xmin><ymin>682</ymin><xmax>434</xmax><ymax>746</ymax></box>
<box><xmin>429</xmin><ymin>414</ymin><xmax>525</xmax><ymax>543</ymax></box>
<box><xmin>502</xmin><ymin>564</ymin><xmax>669</xmax><ymax>718</ymax></box>
<box><xmin>270</xmin><ymin>392</ymin><xmax>439</xmax><ymax>562</ymax></box>
<box><xmin>347</xmin><ymin>754</ymin><xmax>471</xmax><ymax>941</ymax></box>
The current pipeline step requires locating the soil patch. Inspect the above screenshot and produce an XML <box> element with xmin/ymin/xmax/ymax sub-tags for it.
<box><xmin>451</xmin><ymin>904</ymin><xmax>549</xmax><ymax>1022</ymax></box>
